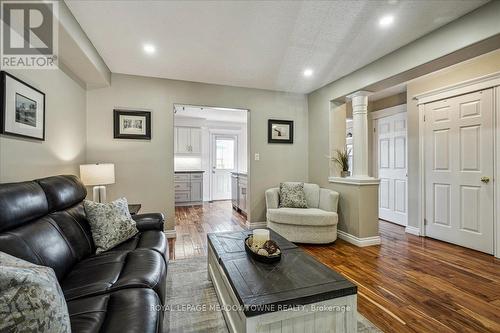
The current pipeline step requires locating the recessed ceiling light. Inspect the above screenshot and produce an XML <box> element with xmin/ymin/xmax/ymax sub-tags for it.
<box><xmin>303</xmin><ymin>69</ymin><xmax>313</xmax><ymax>77</ymax></box>
<box><xmin>379</xmin><ymin>15</ymin><xmax>394</xmax><ymax>28</ymax></box>
<box><xmin>143</xmin><ymin>44</ymin><xmax>156</xmax><ymax>54</ymax></box>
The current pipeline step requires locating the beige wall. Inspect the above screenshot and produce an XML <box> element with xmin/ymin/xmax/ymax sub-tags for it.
<box><xmin>406</xmin><ymin>48</ymin><xmax>500</xmax><ymax>228</ymax></box>
<box><xmin>332</xmin><ymin>182</ymin><xmax>379</xmax><ymax>238</ymax></box>
<box><xmin>368</xmin><ymin>92</ymin><xmax>406</xmax><ymax>112</ymax></box>
<box><xmin>0</xmin><ymin>69</ymin><xmax>87</xmax><ymax>182</ymax></box>
<box><xmin>86</xmin><ymin>73</ymin><xmax>308</xmax><ymax>229</ymax></box>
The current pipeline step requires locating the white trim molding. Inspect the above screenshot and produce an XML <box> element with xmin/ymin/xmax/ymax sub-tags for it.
<box><xmin>329</xmin><ymin>176</ymin><xmax>380</xmax><ymax>186</ymax></box>
<box><xmin>496</xmin><ymin>86</ymin><xmax>500</xmax><ymax>259</ymax></box>
<box><xmin>405</xmin><ymin>226</ymin><xmax>421</xmax><ymax>236</ymax></box>
<box><xmin>337</xmin><ymin>230</ymin><xmax>381</xmax><ymax>247</ymax></box>
<box><xmin>164</xmin><ymin>229</ymin><xmax>177</xmax><ymax>239</ymax></box>
<box><xmin>246</xmin><ymin>221</ymin><xmax>267</xmax><ymax>229</ymax></box>
<box><xmin>370</xmin><ymin>104</ymin><xmax>407</xmax><ymax>120</ymax></box>
<box><xmin>414</xmin><ymin>71</ymin><xmax>500</xmax><ymax>105</ymax></box>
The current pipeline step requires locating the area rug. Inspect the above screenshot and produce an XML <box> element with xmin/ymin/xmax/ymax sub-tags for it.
<box><xmin>165</xmin><ymin>256</ymin><xmax>381</xmax><ymax>332</ymax></box>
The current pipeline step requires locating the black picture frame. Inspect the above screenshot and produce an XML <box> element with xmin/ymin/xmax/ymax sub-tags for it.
<box><xmin>268</xmin><ymin>119</ymin><xmax>293</xmax><ymax>144</ymax></box>
<box><xmin>1</xmin><ymin>71</ymin><xmax>46</xmax><ymax>141</ymax></box>
<box><xmin>113</xmin><ymin>109</ymin><xmax>151</xmax><ymax>140</ymax></box>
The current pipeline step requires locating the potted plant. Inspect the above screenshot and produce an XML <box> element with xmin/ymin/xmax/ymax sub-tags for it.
<box><xmin>332</xmin><ymin>148</ymin><xmax>351</xmax><ymax>177</ymax></box>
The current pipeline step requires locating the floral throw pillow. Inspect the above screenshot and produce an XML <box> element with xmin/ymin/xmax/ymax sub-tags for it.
<box><xmin>0</xmin><ymin>251</ymin><xmax>71</xmax><ymax>333</ymax></box>
<box><xmin>84</xmin><ymin>197</ymin><xmax>139</xmax><ymax>253</ymax></box>
<box><xmin>279</xmin><ymin>182</ymin><xmax>308</xmax><ymax>208</ymax></box>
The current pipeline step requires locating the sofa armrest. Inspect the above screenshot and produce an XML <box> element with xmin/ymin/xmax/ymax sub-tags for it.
<box><xmin>319</xmin><ymin>188</ymin><xmax>339</xmax><ymax>213</ymax></box>
<box><xmin>132</xmin><ymin>213</ymin><xmax>165</xmax><ymax>231</ymax></box>
<box><xmin>265</xmin><ymin>188</ymin><xmax>280</xmax><ymax>210</ymax></box>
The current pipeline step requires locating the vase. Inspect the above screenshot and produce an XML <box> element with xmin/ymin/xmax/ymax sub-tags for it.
<box><xmin>340</xmin><ymin>171</ymin><xmax>350</xmax><ymax>178</ymax></box>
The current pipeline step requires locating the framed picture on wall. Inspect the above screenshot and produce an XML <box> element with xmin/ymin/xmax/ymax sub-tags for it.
<box><xmin>268</xmin><ymin>119</ymin><xmax>293</xmax><ymax>144</ymax></box>
<box><xmin>0</xmin><ymin>71</ymin><xmax>45</xmax><ymax>140</ymax></box>
<box><xmin>113</xmin><ymin>109</ymin><xmax>151</xmax><ymax>140</ymax></box>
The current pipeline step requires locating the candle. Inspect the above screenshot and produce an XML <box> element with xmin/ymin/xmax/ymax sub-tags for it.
<box><xmin>253</xmin><ymin>229</ymin><xmax>270</xmax><ymax>249</ymax></box>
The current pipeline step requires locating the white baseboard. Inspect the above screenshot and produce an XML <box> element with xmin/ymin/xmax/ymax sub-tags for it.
<box><xmin>337</xmin><ymin>230</ymin><xmax>381</xmax><ymax>247</ymax></box>
<box><xmin>245</xmin><ymin>221</ymin><xmax>267</xmax><ymax>229</ymax></box>
<box><xmin>405</xmin><ymin>226</ymin><xmax>421</xmax><ymax>236</ymax></box>
<box><xmin>164</xmin><ymin>229</ymin><xmax>177</xmax><ymax>239</ymax></box>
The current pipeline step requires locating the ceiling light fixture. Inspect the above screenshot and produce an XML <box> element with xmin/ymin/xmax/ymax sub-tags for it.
<box><xmin>379</xmin><ymin>15</ymin><xmax>394</xmax><ymax>28</ymax></box>
<box><xmin>143</xmin><ymin>44</ymin><xmax>156</xmax><ymax>54</ymax></box>
<box><xmin>303</xmin><ymin>69</ymin><xmax>313</xmax><ymax>77</ymax></box>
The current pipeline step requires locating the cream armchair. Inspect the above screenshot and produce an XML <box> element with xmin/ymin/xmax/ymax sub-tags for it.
<box><xmin>265</xmin><ymin>183</ymin><xmax>339</xmax><ymax>244</ymax></box>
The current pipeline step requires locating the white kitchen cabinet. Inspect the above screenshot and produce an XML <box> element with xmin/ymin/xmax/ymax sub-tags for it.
<box><xmin>175</xmin><ymin>126</ymin><xmax>201</xmax><ymax>154</ymax></box>
<box><xmin>189</xmin><ymin>128</ymin><xmax>201</xmax><ymax>154</ymax></box>
<box><xmin>174</xmin><ymin>172</ymin><xmax>204</xmax><ymax>205</ymax></box>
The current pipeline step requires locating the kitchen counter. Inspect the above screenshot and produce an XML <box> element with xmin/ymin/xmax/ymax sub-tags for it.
<box><xmin>175</xmin><ymin>170</ymin><xmax>205</xmax><ymax>173</ymax></box>
<box><xmin>230</xmin><ymin>172</ymin><xmax>247</xmax><ymax>176</ymax></box>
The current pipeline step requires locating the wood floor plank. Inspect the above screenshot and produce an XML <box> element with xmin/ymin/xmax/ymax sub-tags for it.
<box><xmin>170</xmin><ymin>203</ymin><xmax>500</xmax><ymax>332</ymax></box>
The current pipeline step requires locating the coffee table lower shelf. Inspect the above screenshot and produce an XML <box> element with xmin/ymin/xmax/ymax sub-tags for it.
<box><xmin>208</xmin><ymin>245</ymin><xmax>357</xmax><ymax>333</ymax></box>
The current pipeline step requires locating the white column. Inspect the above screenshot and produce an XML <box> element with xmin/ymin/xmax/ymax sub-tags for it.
<box><xmin>349</xmin><ymin>91</ymin><xmax>371</xmax><ymax>178</ymax></box>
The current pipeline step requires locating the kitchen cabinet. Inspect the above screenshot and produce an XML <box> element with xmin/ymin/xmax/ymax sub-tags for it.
<box><xmin>231</xmin><ymin>172</ymin><xmax>247</xmax><ymax>216</ymax></box>
<box><xmin>174</xmin><ymin>171</ymin><xmax>204</xmax><ymax>205</ymax></box>
<box><xmin>175</xmin><ymin>127</ymin><xmax>201</xmax><ymax>154</ymax></box>
<box><xmin>231</xmin><ymin>174</ymin><xmax>238</xmax><ymax>209</ymax></box>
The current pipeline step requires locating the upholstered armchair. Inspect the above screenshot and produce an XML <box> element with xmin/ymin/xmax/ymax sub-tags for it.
<box><xmin>265</xmin><ymin>183</ymin><xmax>339</xmax><ymax>243</ymax></box>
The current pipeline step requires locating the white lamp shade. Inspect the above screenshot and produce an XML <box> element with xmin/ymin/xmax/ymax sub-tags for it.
<box><xmin>80</xmin><ymin>163</ymin><xmax>115</xmax><ymax>186</ymax></box>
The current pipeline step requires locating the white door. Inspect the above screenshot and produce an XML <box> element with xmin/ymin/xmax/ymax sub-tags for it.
<box><xmin>211</xmin><ymin>135</ymin><xmax>237</xmax><ymax>201</ymax></box>
<box><xmin>424</xmin><ymin>89</ymin><xmax>494</xmax><ymax>254</ymax></box>
<box><xmin>374</xmin><ymin>112</ymin><xmax>408</xmax><ymax>226</ymax></box>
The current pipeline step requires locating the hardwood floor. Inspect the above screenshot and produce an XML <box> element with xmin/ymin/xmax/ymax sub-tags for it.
<box><xmin>169</xmin><ymin>200</ymin><xmax>245</xmax><ymax>260</ymax></box>
<box><xmin>170</xmin><ymin>203</ymin><xmax>500</xmax><ymax>333</ymax></box>
<box><xmin>301</xmin><ymin>222</ymin><xmax>500</xmax><ymax>333</ymax></box>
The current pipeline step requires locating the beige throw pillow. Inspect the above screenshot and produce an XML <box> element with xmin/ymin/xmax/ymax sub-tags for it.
<box><xmin>0</xmin><ymin>251</ymin><xmax>71</xmax><ymax>333</ymax></box>
<box><xmin>84</xmin><ymin>197</ymin><xmax>139</xmax><ymax>253</ymax></box>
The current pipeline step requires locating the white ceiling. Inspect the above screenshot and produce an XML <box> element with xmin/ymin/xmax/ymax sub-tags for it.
<box><xmin>174</xmin><ymin>105</ymin><xmax>247</xmax><ymax>123</ymax></box>
<box><xmin>66</xmin><ymin>0</ymin><xmax>488</xmax><ymax>94</ymax></box>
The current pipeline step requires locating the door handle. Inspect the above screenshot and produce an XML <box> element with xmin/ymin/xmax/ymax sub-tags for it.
<box><xmin>481</xmin><ymin>176</ymin><xmax>490</xmax><ymax>184</ymax></box>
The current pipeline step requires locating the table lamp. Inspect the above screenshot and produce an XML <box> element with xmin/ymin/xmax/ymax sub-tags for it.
<box><xmin>79</xmin><ymin>163</ymin><xmax>115</xmax><ymax>203</ymax></box>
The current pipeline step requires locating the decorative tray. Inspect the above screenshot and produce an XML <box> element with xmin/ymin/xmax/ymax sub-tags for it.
<box><xmin>244</xmin><ymin>236</ymin><xmax>281</xmax><ymax>264</ymax></box>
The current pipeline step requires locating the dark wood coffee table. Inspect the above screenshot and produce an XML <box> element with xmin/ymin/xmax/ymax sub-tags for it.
<box><xmin>207</xmin><ymin>229</ymin><xmax>357</xmax><ymax>333</ymax></box>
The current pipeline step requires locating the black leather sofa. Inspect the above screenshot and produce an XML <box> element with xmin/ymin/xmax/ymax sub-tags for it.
<box><xmin>0</xmin><ymin>175</ymin><xmax>167</xmax><ymax>333</ymax></box>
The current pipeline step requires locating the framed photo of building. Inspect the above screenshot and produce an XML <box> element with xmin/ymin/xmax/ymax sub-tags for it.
<box><xmin>1</xmin><ymin>71</ymin><xmax>45</xmax><ymax>140</ymax></box>
<box><xmin>268</xmin><ymin>119</ymin><xmax>293</xmax><ymax>144</ymax></box>
<box><xmin>113</xmin><ymin>109</ymin><xmax>151</xmax><ymax>140</ymax></box>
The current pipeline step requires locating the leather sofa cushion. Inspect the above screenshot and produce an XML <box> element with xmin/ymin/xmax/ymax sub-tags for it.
<box><xmin>49</xmin><ymin>206</ymin><xmax>95</xmax><ymax>262</ymax></box>
<box><xmin>267</xmin><ymin>208</ymin><xmax>338</xmax><ymax>226</ymax></box>
<box><xmin>61</xmin><ymin>249</ymin><xmax>166</xmax><ymax>303</ymax></box>
<box><xmin>111</xmin><ymin>231</ymin><xmax>167</xmax><ymax>260</ymax></box>
<box><xmin>36</xmin><ymin>175</ymin><xmax>87</xmax><ymax>212</ymax></box>
<box><xmin>0</xmin><ymin>181</ymin><xmax>48</xmax><ymax>232</ymax></box>
<box><xmin>67</xmin><ymin>289</ymin><xmax>162</xmax><ymax>333</ymax></box>
<box><xmin>0</xmin><ymin>216</ymin><xmax>77</xmax><ymax>280</ymax></box>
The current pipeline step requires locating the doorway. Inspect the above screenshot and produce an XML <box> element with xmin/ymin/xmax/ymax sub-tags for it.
<box><xmin>172</xmin><ymin>103</ymin><xmax>249</xmax><ymax>233</ymax></box>
<box><xmin>372</xmin><ymin>105</ymin><xmax>408</xmax><ymax>226</ymax></box>
<box><xmin>211</xmin><ymin>134</ymin><xmax>237</xmax><ymax>201</ymax></box>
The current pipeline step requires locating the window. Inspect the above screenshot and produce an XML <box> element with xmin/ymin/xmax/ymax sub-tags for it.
<box><xmin>215</xmin><ymin>138</ymin><xmax>235</xmax><ymax>169</ymax></box>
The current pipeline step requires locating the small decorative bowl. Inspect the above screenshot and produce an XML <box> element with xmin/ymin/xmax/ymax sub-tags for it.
<box><xmin>244</xmin><ymin>236</ymin><xmax>281</xmax><ymax>264</ymax></box>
